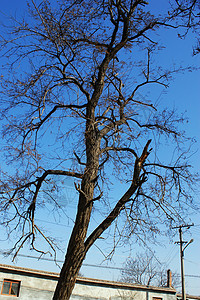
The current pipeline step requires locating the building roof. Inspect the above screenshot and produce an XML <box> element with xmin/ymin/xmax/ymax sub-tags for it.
<box><xmin>177</xmin><ymin>295</ymin><xmax>200</xmax><ymax>300</ymax></box>
<box><xmin>1</xmin><ymin>264</ymin><xmax>199</xmax><ymax>299</ymax></box>
<box><xmin>0</xmin><ymin>263</ymin><xmax>176</xmax><ymax>293</ymax></box>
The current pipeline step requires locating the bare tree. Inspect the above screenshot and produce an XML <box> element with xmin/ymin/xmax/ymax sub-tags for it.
<box><xmin>0</xmin><ymin>0</ymin><xmax>199</xmax><ymax>299</ymax></box>
<box><xmin>121</xmin><ymin>252</ymin><xmax>180</xmax><ymax>288</ymax></box>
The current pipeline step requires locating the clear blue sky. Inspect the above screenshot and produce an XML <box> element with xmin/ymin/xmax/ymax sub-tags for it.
<box><xmin>0</xmin><ymin>0</ymin><xmax>199</xmax><ymax>296</ymax></box>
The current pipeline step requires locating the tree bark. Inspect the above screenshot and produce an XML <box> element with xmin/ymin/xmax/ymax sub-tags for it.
<box><xmin>53</xmin><ymin>166</ymin><xmax>99</xmax><ymax>299</ymax></box>
<box><xmin>53</xmin><ymin>101</ymin><xmax>101</xmax><ymax>299</ymax></box>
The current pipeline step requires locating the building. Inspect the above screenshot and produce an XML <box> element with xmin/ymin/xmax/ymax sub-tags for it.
<box><xmin>0</xmin><ymin>264</ymin><xmax>198</xmax><ymax>300</ymax></box>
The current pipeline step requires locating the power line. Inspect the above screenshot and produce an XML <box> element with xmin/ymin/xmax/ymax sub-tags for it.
<box><xmin>185</xmin><ymin>258</ymin><xmax>200</xmax><ymax>265</ymax></box>
<box><xmin>2</xmin><ymin>253</ymin><xmax>199</xmax><ymax>278</ymax></box>
<box><xmin>163</xmin><ymin>244</ymin><xmax>177</xmax><ymax>264</ymax></box>
<box><xmin>185</xmin><ymin>275</ymin><xmax>200</xmax><ymax>278</ymax></box>
<box><xmin>167</xmin><ymin>249</ymin><xmax>179</xmax><ymax>266</ymax></box>
<box><xmin>7</xmin><ymin>211</ymin><xmax>200</xmax><ymax>234</ymax></box>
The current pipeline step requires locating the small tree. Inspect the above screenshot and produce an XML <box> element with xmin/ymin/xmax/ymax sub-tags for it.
<box><xmin>0</xmin><ymin>1</ymin><xmax>199</xmax><ymax>299</ymax></box>
<box><xmin>121</xmin><ymin>252</ymin><xmax>179</xmax><ymax>288</ymax></box>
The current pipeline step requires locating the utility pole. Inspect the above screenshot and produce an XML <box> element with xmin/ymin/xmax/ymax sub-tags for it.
<box><xmin>172</xmin><ymin>224</ymin><xmax>194</xmax><ymax>300</ymax></box>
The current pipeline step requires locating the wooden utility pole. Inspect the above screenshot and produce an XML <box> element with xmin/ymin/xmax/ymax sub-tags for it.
<box><xmin>172</xmin><ymin>224</ymin><xmax>194</xmax><ymax>300</ymax></box>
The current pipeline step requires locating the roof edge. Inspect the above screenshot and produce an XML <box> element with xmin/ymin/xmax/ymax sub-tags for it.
<box><xmin>0</xmin><ymin>263</ymin><xmax>176</xmax><ymax>293</ymax></box>
<box><xmin>177</xmin><ymin>294</ymin><xmax>200</xmax><ymax>300</ymax></box>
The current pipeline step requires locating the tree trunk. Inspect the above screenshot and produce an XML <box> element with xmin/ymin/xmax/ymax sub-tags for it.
<box><xmin>53</xmin><ymin>173</ymin><xmax>98</xmax><ymax>299</ymax></box>
<box><xmin>53</xmin><ymin>106</ymin><xmax>100</xmax><ymax>299</ymax></box>
<box><xmin>52</xmin><ymin>237</ymin><xmax>86</xmax><ymax>299</ymax></box>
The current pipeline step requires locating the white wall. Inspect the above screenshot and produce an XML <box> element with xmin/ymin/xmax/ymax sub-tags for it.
<box><xmin>0</xmin><ymin>268</ymin><xmax>177</xmax><ymax>300</ymax></box>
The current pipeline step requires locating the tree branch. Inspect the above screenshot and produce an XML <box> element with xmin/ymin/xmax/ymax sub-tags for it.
<box><xmin>84</xmin><ymin>140</ymin><xmax>151</xmax><ymax>252</ymax></box>
<box><xmin>100</xmin><ymin>146</ymin><xmax>138</xmax><ymax>159</ymax></box>
<box><xmin>22</xmin><ymin>103</ymin><xmax>87</xmax><ymax>146</ymax></box>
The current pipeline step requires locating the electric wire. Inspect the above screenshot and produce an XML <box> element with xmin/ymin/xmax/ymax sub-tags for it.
<box><xmin>1</xmin><ymin>253</ymin><xmax>198</xmax><ymax>279</ymax></box>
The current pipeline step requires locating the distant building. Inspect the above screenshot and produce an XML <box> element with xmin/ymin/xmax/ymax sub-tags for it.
<box><xmin>0</xmin><ymin>264</ymin><xmax>198</xmax><ymax>300</ymax></box>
